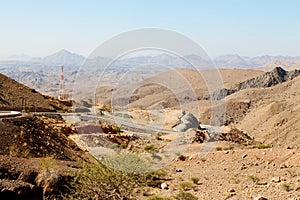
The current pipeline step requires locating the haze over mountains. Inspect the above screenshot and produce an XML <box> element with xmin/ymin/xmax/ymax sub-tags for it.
<box><xmin>1</xmin><ymin>49</ymin><xmax>300</xmax><ymax>69</ymax></box>
<box><xmin>1</xmin><ymin>49</ymin><xmax>300</xmax><ymax>98</ymax></box>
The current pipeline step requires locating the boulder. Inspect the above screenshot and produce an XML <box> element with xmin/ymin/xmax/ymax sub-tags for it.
<box><xmin>172</xmin><ymin>112</ymin><xmax>200</xmax><ymax>132</ymax></box>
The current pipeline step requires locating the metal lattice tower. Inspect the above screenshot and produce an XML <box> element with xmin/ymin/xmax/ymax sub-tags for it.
<box><xmin>59</xmin><ymin>65</ymin><xmax>65</xmax><ymax>100</ymax></box>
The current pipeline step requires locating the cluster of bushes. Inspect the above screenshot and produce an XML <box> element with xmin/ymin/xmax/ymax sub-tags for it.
<box><xmin>65</xmin><ymin>153</ymin><xmax>150</xmax><ymax>200</ymax></box>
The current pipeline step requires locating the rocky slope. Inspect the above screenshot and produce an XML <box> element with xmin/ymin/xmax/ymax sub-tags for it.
<box><xmin>201</xmin><ymin>71</ymin><xmax>300</xmax><ymax>148</ymax></box>
<box><xmin>0</xmin><ymin>73</ymin><xmax>70</xmax><ymax>111</ymax></box>
<box><xmin>0</xmin><ymin>114</ymin><xmax>84</xmax><ymax>160</ymax></box>
<box><xmin>0</xmin><ymin>156</ymin><xmax>80</xmax><ymax>200</ymax></box>
<box><xmin>233</xmin><ymin>67</ymin><xmax>300</xmax><ymax>89</ymax></box>
<box><xmin>140</xmin><ymin>146</ymin><xmax>300</xmax><ymax>199</ymax></box>
<box><xmin>212</xmin><ymin>67</ymin><xmax>300</xmax><ymax>100</ymax></box>
<box><xmin>0</xmin><ymin>113</ymin><xmax>91</xmax><ymax>199</ymax></box>
<box><xmin>96</xmin><ymin>68</ymin><xmax>263</xmax><ymax>109</ymax></box>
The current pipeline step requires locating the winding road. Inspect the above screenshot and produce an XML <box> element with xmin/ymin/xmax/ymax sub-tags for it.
<box><xmin>61</xmin><ymin>112</ymin><xmax>221</xmax><ymax>135</ymax></box>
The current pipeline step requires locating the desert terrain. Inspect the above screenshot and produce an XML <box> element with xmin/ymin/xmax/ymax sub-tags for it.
<box><xmin>0</xmin><ymin>62</ymin><xmax>299</xmax><ymax>199</ymax></box>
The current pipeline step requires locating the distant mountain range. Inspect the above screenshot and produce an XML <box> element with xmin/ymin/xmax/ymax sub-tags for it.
<box><xmin>0</xmin><ymin>49</ymin><xmax>299</xmax><ymax>98</ymax></box>
<box><xmin>1</xmin><ymin>49</ymin><xmax>300</xmax><ymax>69</ymax></box>
<box><xmin>0</xmin><ymin>49</ymin><xmax>85</xmax><ymax>66</ymax></box>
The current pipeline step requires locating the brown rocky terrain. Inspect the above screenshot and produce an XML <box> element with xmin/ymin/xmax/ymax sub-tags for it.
<box><xmin>1</xmin><ymin>66</ymin><xmax>299</xmax><ymax>199</ymax></box>
<box><xmin>100</xmin><ymin>66</ymin><xmax>300</xmax><ymax>149</ymax></box>
<box><xmin>0</xmin><ymin>114</ymin><xmax>85</xmax><ymax>160</ymax></box>
<box><xmin>95</xmin><ymin>68</ymin><xmax>263</xmax><ymax>109</ymax></box>
<box><xmin>0</xmin><ymin>156</ymin><xmax>80</xmax><ymax>200</ymax></box>
<box><xmin>0</xmin><ymin>73</ymin><xmax>70</xmax><ymax>112</ymax></box>
<box><xmin>212</xmin><ymin>67</ymin><xmax>300</xmax><ymax>100</ymax></box>
<box><xmin>199</xmin><ymin>69</ymin><xmax>300</xmax><ymax>148</ymax></box>
<box><xmin>139</xmin><ymin>146</ymin><xmax>300</xmax><ymax>199</ymax></box>
<box><xmin>0</xmin><ymin>113</ymin><xmax>93</xmax><ymax>199</ymax></box>
<box><xmin>87</xmin><ymin>66</ymin><xmax>300</xmax><ymax>199</ymax></box>
<box><xmin>70</xmin><ymin>117</ymin><xmax>300</xmax><ymax>199</ymax></box>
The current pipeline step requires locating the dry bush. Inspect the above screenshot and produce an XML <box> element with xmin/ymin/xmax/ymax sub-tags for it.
<box><xmin>65</xmin><ymin>153</ymin><xmax>150</xmax><ymax>200</ymax></box>
<box><xmin>179</xmin><ymin>181</ymin><xmax>196</xmax><ymax>191</ymax></box>
<box><xmin>175</xmin><ymin>191</ymin><xmax>198</xmax><ymax>200</ymax></box>
<box><xmin>36</xmin><ymin>157</ymin><xmax>60</xmax><ymax>199</ymax></box>
<box><xmin>148</xmin><ymin>195</ymin><xmax>173</xmax><ymax>200</ymax></box>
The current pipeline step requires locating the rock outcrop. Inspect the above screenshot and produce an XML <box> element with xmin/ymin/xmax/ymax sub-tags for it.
<box><xmin>172</xmin><ymin>112</ymin><xmax>200</xmax><ymax>132</ymax></box>
<box><xmin>218</xmin><ymin>127</ymin><xmax>253</xmax><ymax>144</ymax></box>
<box><xmin>212</xmin><ymin>67</ymin><xmax>300</xmax><ymax>100</ymax></box>
<box><xmin>0</xmin><ymin>114</ymin><xmax>84</xmax><ymax>161</ymax></box>
<box><xmin>0</xmin><ymin>156</ymin><xmax>79</xmax><ymax>200</ymax></box>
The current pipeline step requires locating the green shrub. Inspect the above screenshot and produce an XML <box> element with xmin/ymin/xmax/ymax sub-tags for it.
<box><xmin>190</xmin><ymin>177</ymin><xmax>200</xmax><ymax>184</ymax></box>
<box><xmin>282</xmin><ymin>183</ymin><xmax>291</xmax><ymax>191</ymax></box>
<box><xmin>9</xmin><ymin>144</ymin><xmax>18</xmax><ymax>156</ymax></box>
<box><xmin>150</xmin><ymin>169</ymin><xmax>167</xmax><ymax>177</ymax></box>
<box><xmin>65</xmin><ymin>153</ymin><xmax>150</xmax><ymax>199</ymax></box>
<box><xmin>144</xmin><ymin>144</ymin><xmax>157</xmax><ymax>152</ymax></box>
<box><xmin>223</xmin><ymin>146</ymin><xmax>234</xmax><ymax>150</ymax></box>
<box><xmin>215</xmin><ymin>146</ymin><xmax>222</xmax><ymax>151</ymax></box>
<box><xmin>148</xmin><ymin>195</ymin><xmax>173</xmax><ymax>200</ymax></box>
<box><xmin>21</xmin><ymin>148</ymin><xmax>31</xmax><ymax>158</ymax></box>
<box><xmin>39</xmin><ymin>156</ymin><xmax>57</xmax><ymax>171</ymax></box>
<box><xmin>174</xmin><ymin>191</ymin><xmax>198</xmax><ymax>200</ymax></box>
<box><xmin>119</xmin><ymin>143</ymin><xmax>127</xmax><ymax>149</ymax></box>
<box><xmin>114</xmin><ymin>125</ymin><xmax>123</xmax><ymax>133</ymax></box>
<box><xmin>37</xmin><ymin>157</ymin><xmax>58</xmax><ymax>198</ymax></box>
<box><xmin>179</xmin><ymin>181</ymin><xmax>195</xmax><ymax>191</ymax></box>
<box><xmin>109</xmin><ymin>143</ymin><xmax>120</xmax><ymax>150</ymax></box>
<box><xmin>248</xmin><ymin>174</ymin><xmax>259</xmax><ymax>182</ymax></box>
<box><xmin>254</xmin><ymin>144</ymin><xmax>272</xmax><ymax>149</ymax></box>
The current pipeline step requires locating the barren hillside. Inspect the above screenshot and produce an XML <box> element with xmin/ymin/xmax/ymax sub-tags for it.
<box><xmin>200</xmin><ymin>69</ymin><xmax>300</xmax><ymax>147</ymax></box>
<box><xmin>96</xmin><ymin>68</ymin><xmax>263</xmax><ymax>109</ymax></box>
<box><xmin>0</xmin><ymin>73</ymin><xmax>70</xmax><ymax>111</ymax></box>
<box><xmin>233</xmin><ymin>76</ymin><xmax>300</xmax><ymax>147</ymax></box>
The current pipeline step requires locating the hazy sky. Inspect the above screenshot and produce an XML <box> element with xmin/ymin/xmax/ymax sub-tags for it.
<box><xmin>1</xmin><ymin>0</ymin><xmax>300</xmax><ymax>58</ymax></box>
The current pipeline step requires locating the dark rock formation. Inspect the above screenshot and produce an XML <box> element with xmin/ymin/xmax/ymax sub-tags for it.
<box><xmin>218</xmin><ymin>127</ymin><xmax>253</xmax><ymax>144</ymax></box>
<box><xmin>0</xmin><ymin>156</ymin><xmax>79</xmax><ymax>200</ymax></box>
<box><xmin>0</xmin><ymin>179</ymin><xmax>41</xmax><ymax>200</ymax></box>
<box><xmin>212</xmin><ymin>67</ymin><xmax>300</xmax><ymax>100</ymax></box>
<box><xmin>0</xmin><ymin>114</ymin><xmax>83</xmax><ymax>161</ymax></box>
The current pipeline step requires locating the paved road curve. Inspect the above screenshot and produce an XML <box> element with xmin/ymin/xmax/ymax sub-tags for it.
<box><xmin>0</xmin><ymin>111</ymin><xmax>22</xmax><ymax>118</ymax></box>
<box><xmin>60</xmin><ymin>112</ymin><xmax>221</xmax><ymax>135</ymax></box>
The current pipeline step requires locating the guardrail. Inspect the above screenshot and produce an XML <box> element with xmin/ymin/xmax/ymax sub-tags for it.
<box><xmin>0</xmin><ymin>111</ymin><xmax>22</xmax><ymax>118</ymax></box>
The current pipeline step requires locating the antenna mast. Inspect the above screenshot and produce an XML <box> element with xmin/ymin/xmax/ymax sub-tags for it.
<box><xmin>59</xmin><ymin>65</ymin><xmax>65</xmax><ymax>100</ymax></box>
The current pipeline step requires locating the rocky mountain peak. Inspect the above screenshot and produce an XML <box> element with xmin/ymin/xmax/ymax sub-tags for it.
<box><xmin>270</xmin><ymin>66</ymin><xmax>287</xmax><ymax>77</ymax></box>
<box><xmin>212</xmin><ymin>67</ymin><xmax>300</xmax><ymax>100</ymax></box>
<box><xmin>42</xmin><ymin>49</ymin><xmax>85</xmax><ymax>66</ymax></box>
